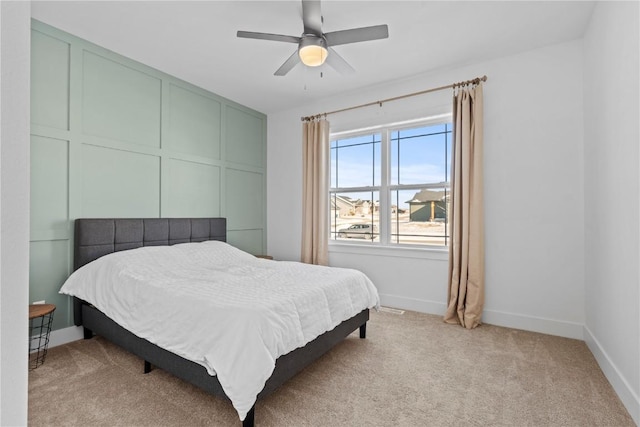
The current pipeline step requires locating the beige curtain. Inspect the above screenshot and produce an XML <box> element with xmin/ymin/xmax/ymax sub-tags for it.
<box><xmin>301</xmin><ymin>118</ymin><xmax>330</xmax><ymax>265</ymax></box>
<box><xmin>444</xmin><ymin>83</ymin><xmax>485</xmax><ymax>329</ymax></box>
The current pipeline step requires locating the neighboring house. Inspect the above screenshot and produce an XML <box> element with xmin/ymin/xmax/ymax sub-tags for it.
<box><xmin>331</xmin><ymin>195</ymin><xmax>378</xmax><ymax>216</ymax></box>
<box><xmin>332</xmin><ymin>195</ymin><xmax>356</xmax><ymax>216</ymax></box>
<box><xmin>330</xmin><ymin>197</ymin><xmax>340</xmax><ymax>218</ymax></box>
<box><xmin>354</xmin><ymin>199</ymin><xmax>381</xmax><ymax>216</ymax></box>
<box><xmin>406</xmin><ymin>190</ymin><xmax>448</xmax><ymax>222</ymax></box>
<box><xmin>354</xmin><ymin>199</ymin><xmax>371</xmax><ymax>216</ymax></box>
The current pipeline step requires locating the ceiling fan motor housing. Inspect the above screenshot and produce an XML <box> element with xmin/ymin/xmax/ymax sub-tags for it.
<box><xmin>298</xmin><ymin>35</ymin><xmax>328</xmax><ymax>67</ymax></box>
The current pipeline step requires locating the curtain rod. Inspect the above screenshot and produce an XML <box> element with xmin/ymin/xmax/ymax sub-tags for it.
<box><xmin>301</xmin><ymin>75</ymin><xmax>487</xmax><ymax>122</ymax></box>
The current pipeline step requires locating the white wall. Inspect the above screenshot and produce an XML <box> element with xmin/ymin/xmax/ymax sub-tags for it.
<box><xmin>268</xmin><ymin>39</ymin><xmax>586</xmax><ymax>339</ymax></box>
<box><xmin>0</xmin><ymin>1</ymin><xmax>31</xmax><ymax>425</ymax></box>
<box><xmin>583</xmin><ymin>1</ymin><xmax>640</xmax><ymax>424</ymax></box>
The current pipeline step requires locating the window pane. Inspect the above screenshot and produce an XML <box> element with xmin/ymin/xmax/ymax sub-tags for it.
<box><xmin>391</xmin><ymin>124</ymin><xmax>451</xmax><ymax>186</ymax></box>
<box><xmin>330</xmin><ymin>191</ymin><xmax>379</xmax><ymax>242</ymax></box>
<box><xmin>331</xmin><ymin>134</ymin><xmax>380</xmax><ymax>188</ymax></box>
<box><xmin>390</xmin><ymin>189</ymin><xmax>449</xmax><ymax>246</ymax></box>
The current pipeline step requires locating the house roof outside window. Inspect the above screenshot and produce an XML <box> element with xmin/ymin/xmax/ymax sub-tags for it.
<box><xmin>406</xmin><ymin>190</ymin><xmax>447</xmax><ymax>204</ymax></box>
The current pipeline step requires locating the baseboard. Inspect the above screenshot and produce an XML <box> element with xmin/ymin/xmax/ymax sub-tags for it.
<box><xmin>584</xmin><ymin>326</ymin><xmax>640</xmax><ymax>425</ymax></box>
<box><xmin>48</xmin><ymin>325</ymin><xmax>84</xmax><ymax>348</ymax></box>
<box><xmin>378</xmin><ymin>293</ymin><xmax>446</xmax><ymax>315</ymax></box>
<box><xmin>379</xmin><ymin>294</ymin><xmax>584</xmax><ymax>340</ymax></box>
<box><xmin>481</xmin><ymin>309</ymin><xmax>584</xmax><ymax>340</ymax></box>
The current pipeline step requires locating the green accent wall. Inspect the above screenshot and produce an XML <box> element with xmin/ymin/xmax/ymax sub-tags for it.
<box><xmin>29</xmin><ymin>20</ymin><xmax>267</xmax><ymax>331</ymax></box>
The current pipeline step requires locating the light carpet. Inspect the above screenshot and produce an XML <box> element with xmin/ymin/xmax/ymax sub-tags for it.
<box><xmin>28</xmin><ymin>310</ymin><xmax>634</xmax><ymax>426</ymax></box>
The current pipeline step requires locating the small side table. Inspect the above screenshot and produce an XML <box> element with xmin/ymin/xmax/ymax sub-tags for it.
<box><xmin>29</xmin><ymin>303</ymin><xmax>56</xmax><ymax>370</ymax></box>
<box><xmin>255</xmin><ymin>255</ymin><xmax>273</xmax><ymax>260</ymax></box>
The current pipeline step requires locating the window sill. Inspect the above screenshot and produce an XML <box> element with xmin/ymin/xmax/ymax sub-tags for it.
<box><xmin>328</xmin><ymin>241</ymin><xmax>448</xmax><ymax>261</ymax></box>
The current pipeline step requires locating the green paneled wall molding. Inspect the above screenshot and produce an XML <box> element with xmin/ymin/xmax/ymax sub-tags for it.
<box><xmin>30</xmin><ymin>20</ymin><xmax>267</xmax><ymax>331</ymax></box>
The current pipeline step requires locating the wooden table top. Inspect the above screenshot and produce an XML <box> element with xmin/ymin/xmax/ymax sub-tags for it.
<box><xmin>29</xmin><ymin>304</ymin><xmax>56</xmax><ymax>319</ymax></box>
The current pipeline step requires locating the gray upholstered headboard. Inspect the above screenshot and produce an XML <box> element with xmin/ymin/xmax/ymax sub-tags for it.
<box><xmin>72</xmin><ymin>217</ymin><xmax>226</xmax><ymax>327</ymax></box>
<box><xmin>74</xmin><ymin>218</ymin><xmax>227</xmax><ymax>271</ymax></box>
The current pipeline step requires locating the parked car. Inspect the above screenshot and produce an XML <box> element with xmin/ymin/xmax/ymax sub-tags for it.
<box><xmin>337</xmin><ymin>223</ymin><xmax>378</xmax><ymax>239</ymax></box>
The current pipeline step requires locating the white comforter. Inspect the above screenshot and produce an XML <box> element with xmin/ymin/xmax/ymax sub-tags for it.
<box><xmin>59</xmin><ymin>241</ymin><xmax>379</xmax><ymax>421</ymax></box>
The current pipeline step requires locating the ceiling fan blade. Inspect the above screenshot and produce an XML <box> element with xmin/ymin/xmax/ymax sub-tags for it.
<box><xmin>274</xmin><ymin>50</ymin><xmax>301</xmax><ymax>76</ymax></box>
<box><xmin>237</xmin><ymin>31</ymin><xmax>300</xmax><ymax>44</ymax></box>
<box><xmin>324</xmin><ymin>24</ymin><xmax>389</xmax><ymax>47</ymax></box>
<box><xmin>326</xmin><ymin>47</ymin><xmax>355</xmax><ymax>74</ymax></box>
<box><xmin>302</xmin><ymin>0</ymin><xmax>322</xmax><ymax>35</ymax></box>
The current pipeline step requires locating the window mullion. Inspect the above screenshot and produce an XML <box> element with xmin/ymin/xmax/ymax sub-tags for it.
<box><xmin>379</xmin><ymin>129</ymin><xmax>390</xmax><ymax>244</ymax></box>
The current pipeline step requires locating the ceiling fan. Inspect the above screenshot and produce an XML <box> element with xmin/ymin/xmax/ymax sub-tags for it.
<box><xmin>237</xmin><ymin>0</ymin><xmax>389</xmax><ymax>76</ymax></box>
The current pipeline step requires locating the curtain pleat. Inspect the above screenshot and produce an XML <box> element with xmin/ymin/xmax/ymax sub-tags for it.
<box><xmin>444</xmin><ymin>84</ymin><xmax>485</xmax><ymax>329</ymax></box>
<box><xmin>301</xmin><ymin>119</ymin><xmax>330</xmax><ymax>265</ymax></box>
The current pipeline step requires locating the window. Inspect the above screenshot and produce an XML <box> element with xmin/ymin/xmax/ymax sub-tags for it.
<box><xmin>330</xmin><ymin>118</ymin><xmax>452</xmax><ymax>247</ymax></box>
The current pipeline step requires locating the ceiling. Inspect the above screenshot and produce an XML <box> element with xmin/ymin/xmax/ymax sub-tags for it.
<box><xmin>31</xmin><ymin>1</ymin><xmax>595</xmax><ymax>115</ymax></box>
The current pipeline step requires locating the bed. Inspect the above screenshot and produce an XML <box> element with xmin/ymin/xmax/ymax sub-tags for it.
<box><xmin>62</xmin><ymin>217</ymin><xmax>378</xmax><ymax>426</ymax></box>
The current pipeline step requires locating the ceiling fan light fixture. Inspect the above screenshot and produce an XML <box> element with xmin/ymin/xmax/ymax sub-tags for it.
<box><xmin>237</xmin><ymin>0</ymin><xmax>389</xmax><ymax>76</ymax></box>
<box><xmin>298</xmin><ymin>36</ymin><xmax>328</xmax><ymax>67</ymax></box>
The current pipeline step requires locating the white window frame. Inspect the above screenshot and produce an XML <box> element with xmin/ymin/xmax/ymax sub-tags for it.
<box><xmin>329</xmin><ymin>114</ymin><xmax>452</xmax><ymax>251</ymax></box>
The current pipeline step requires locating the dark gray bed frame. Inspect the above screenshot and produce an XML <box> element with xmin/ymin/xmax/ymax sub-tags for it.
<box><xmin>72</xmin><ymin>218</ymin><xmax>369</xmax><ymax>427</ymax></box>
